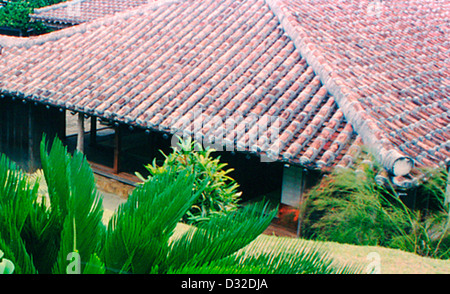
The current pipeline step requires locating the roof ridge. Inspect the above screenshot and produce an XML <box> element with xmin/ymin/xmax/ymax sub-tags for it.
<box><xmin>0</xmin><ymin>0</ymin><xmax>179</xmax><ymax>49</ymax></box>
<box><xmin>265</xmin><ymin>0</ymin><xmax>414</xmax><ymax>177</ymax></box>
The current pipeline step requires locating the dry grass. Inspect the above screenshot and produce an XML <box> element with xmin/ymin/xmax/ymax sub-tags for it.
<box><xmin>173</xmin><ymin>223</ymin><xmax>450</xmax><ymax>274</ymax></box>
<box><xmin>251</xmin><ymin>234</ymin><xmax>450</xmax><ymax>274</ymax></box>
<box><xmin>314</xmin><ymin>239</ymin><xmax>450</xmax><ymax>274</ymax></box>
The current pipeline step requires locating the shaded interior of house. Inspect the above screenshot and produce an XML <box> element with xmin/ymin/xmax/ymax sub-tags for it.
<box><xmin>64</xmin><ymin>111</ymin><xmax>290</xmax><ymax>203</ymax></box>
<box><xmin>0</xmin><ymin>85</ymin><xmax>324</xmax><ymax>239</ymax></box>
<box><xmin>1</xmin><ymin>96</ymin><xmax>318</xmax><ymax>208</ymax></box>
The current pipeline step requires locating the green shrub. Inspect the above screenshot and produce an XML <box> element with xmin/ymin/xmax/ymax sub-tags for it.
<box><xmin>302</xmin><ymin>167</ymin><xmax>410</xmax><ymax>247</ymax></box>
<box><xmin>137</xmin><ymin>137</ymin><xmax>241</xmax><ymax>225</ymax></box>
<box><xmin>302</xmin><ymin>164</ymin><xmax>450</xmax><ymax>259</ymax></box>
<box><xmin>388</xmin><ymin>168</ymin><xmax>450</xmax><ymax>259</ymax></box>
<box><xmin>0</xmin><ymin>0</ymin><xmax>52</xmax><ymax>35</ymax></box>
<box><xmin>0</xmin><ymin>1</ymin><xmax>32</xmax><ymax>32</ymax></box>
<box><xmin>0</xmin><ymin>136</ymin><xmax>360</xmax><ymax>274</ymax></box>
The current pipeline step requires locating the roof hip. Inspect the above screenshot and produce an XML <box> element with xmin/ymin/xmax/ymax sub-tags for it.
<box><xmin>265</xmin><ymin>0</ymin><xmax>414</xmax><ymax>176</ymax></box>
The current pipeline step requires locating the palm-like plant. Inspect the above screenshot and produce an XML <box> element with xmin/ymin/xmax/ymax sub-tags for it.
<box><xmin>0</xmin><ymin>137</ymin><xmax>361</xmax><ymax>274</ymax></box>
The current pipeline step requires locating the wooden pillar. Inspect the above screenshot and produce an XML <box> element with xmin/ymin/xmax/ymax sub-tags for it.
<box><xmin>28</xmin><ymin>103</ymin><xmax>34</xmax><ymax>172</ymax></box>
<box><xmin>90</xmin><ymin>116</ymin><xmax>97</xmax><ymax>146</ymax></box>
<box><xmin>113</xmin><ymin>125</ymin><xmax>121</xmax><ymax>174</ymax></box>
<box><xmin>445</xmin><ymin>159</ymin><xmax>450</xmax><ymax>206</ymax></box>
<box><xmin>76</xmin><ymin>112</ymin><xmax>84</xmax><ymax>153</ymax></box>
<box><xmin>61</xmin><ymin>109</ymin><xmax>66</xmax><ymax>140</ymax></box>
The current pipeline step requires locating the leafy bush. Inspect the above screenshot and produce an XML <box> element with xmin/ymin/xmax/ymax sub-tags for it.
<box><xmin>388</xmin><ymin>168</ymin><xmax>450</xmax><ymax>259</ymax></box>
<box><xmin>0</xmin><ymin>136</ymin><xmax>359</xmax><ymax>274</ymax></box>
<box><xmin>0</xmin><ymin>0</ymin><xmax>63</xmax><ymax>35</ymax></box>
<box><xmin>137</xmin><ymin>137</ymin><xmax>241</xmax><ymax>225</ymax></box>
<box><xmin>0</xmin><ymin>1</ymin><xmax>33</xmax><ymax>33</ymax></box>
<box><xmin>302</xmin><ymin>164</ymin><xmax>450</xmax><ymax>259</ymax></box>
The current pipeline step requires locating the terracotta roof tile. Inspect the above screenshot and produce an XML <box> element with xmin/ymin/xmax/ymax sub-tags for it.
<box><xmin>268</xmin><ymin>0</ymin><xmax>449</xmax><ymax>174</ymax></box>
<box><xmin>0</xmin><ymin>0</ymin><xmax>402</xmax><ymax>171</ymax></box>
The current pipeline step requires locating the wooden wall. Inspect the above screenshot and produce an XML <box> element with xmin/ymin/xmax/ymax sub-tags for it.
<box><xmin>0</xmin><ymin>97</ymin><xmax>65</xmax><ymax>172</ymax></box>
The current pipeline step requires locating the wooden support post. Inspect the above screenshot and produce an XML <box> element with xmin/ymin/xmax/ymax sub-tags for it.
<box><xmin>62</xmin><ymin>109</ymin><xmax>66</xmax><ymax>140</ymax></box>
<box><xmin>445</xmin><ymin>159</ymin><xmax>450</xmax><ymax>207</ymax></box>
<box><xmin>90</xmin><ymin>116</ymin><xmax>97</xmax><ymax>146</ymax></box>
<box><xmin>28</xmin><ymin>103</ymin><xmax>34</xmax><ymax>172</ymax></box>
<box><xmin>113</xmin><ymin>125</ymin><xmax>121</xmax><ymax>174</ymax></box>
<box><xmin>76</xmin><ymin>112</ymin><xmax>84</xmax><ymax>153</ymax></box>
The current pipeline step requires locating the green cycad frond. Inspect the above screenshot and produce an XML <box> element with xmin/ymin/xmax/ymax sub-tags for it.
<box><xmin>40</xmin><ymin>137</ymin><xmax>105</xmax><ymax>274</ymax></box>
<box><xmin>170</xmin><ymin>236</ymin><xmax>362</xmax><ymax>274</ymax></box>
<box><xmin>233</xmin><ymin>237</ymin><xmax>363</xmax><ymax>274</ymax></box>
<box><xmin>103</xmin><ymin>169</ymin><xmax>201</xmax><ymax>274</ymax></box>
<box><xmin>0</xmin><ymin>153</ymin><xmax>39</xmax><ymax>274</ymax></box>
<box><xmin>167</xmin><ymin>202</ymin><xmax>276</xmax><ymax>272</ymax></box>
<box><xmin>39</xmin><ymin>135</ymin><xmax>71</xmax><ymax>217</ymax></box>
<box><xmin>0</xmin><ymin>153</ymin><xmax>38</xmax><ymax>237</ymax></box>
<box><xmin>82</xmin><ymin>253</ymin><xmax>106</xmax><ymax>274</ymax></box>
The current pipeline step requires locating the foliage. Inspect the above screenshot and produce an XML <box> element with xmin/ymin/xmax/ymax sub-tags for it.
<box><xmin>137</xmin><ymin>137</ymin><xmax>241</xmax><ymax>225</ymax></box>
<box><xmin>0</xmin><ymin>136</ymin><xmax>360</xmax><ymax>274</ymax></box>
<box><xmin>0</xmin><ymin>1</ymin><xmax>32</xmax><ymax>33</ymax></box>
<box><xmin>0</xmin><ymin>0</ymin><xmax>64</xmax><ymax>35</ymax></box>
<box><xmin>301</xmin><ymin>167</ymin><xmax>410</xmax><ymax>246</ymax></box>
<box><xmin>0</xmin><ymin>147</ymin><xmax>40</xmax><ymax>273</ymax></box>
<box><xmin>302</xmin><ymin>164</ymin><xmax>450</xmax><ymax>259</ymax></box>
<box><xmin>169</xmin><ymin>237</ymin><xmax>359</xmax><ymax>274</ymax></box>
<box><xmin>388</xmin><ymin>168</ymin><xmax>450</xmax><ymax>259</ymax></box>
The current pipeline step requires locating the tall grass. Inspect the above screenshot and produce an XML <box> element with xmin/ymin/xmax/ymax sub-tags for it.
<box><xmin>301</xmin><ymin>165</ymin><xmax>450</xmax><ymax>259</ymax></box>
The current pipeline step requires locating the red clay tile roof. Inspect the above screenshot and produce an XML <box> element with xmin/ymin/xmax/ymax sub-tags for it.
<box><xmin>268</xmin><ymin>0</ymin><xmax>449</xmax><ymax>175</ymax></box>
<box><xmin>0</xmin><ymin>0</ymin><xmax>359</xmax><ymax>169</ymax></box>
<box><xmin>1</xmin><ymin>0</ymin><xmax>448</xmax><ymax>177</ymax></box>
<box><xmin>32</xmin><ymin>0</ymin><xmax>153</xmax><ymax>25</ymax></box>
